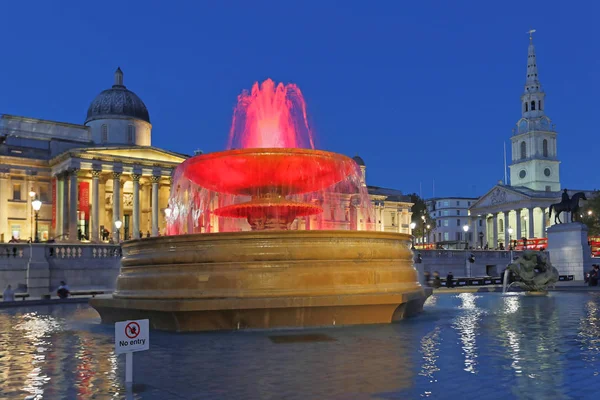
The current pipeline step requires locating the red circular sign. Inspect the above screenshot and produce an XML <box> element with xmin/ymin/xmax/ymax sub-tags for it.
<box><xmin>125</xmin><ymin>322</ymin><xmax>140</xmax><ymax>339</ymax></box>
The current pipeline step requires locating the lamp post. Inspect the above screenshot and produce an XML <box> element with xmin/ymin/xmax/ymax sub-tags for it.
<box><xmin>409</xmin><ymin>222</ymin><xmax>416</xmax><ymax>249</ymax></box>
<box><xmin>115</xmin><ymin>219</ymin><xmax>123</xmax><ymax>243</ymax></box>
<box><xmin>462</xmin><ymin>224</ymin><xmax>469</xmax><ymax>250</ymax></box>
<box><xmin>507</xmin><ymin>228</ymin><xmax>513</xmax><ymax>250</ymax></box>
<box><xmin>421</xmin><ymin>215</ymin><xmax>426</xmax><ymax>245</ymax></box>
<box><xmin>32</xmin><ymin>199</ymin><xmax>42</xmax><ymax>243</ymax></box>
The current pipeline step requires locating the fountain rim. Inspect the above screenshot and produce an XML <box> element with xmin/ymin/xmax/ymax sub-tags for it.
<box><xmin>180</xmin><ymin>147</ymin><xmax>355</xmax><ymax>165</ymax></box>
<box><xmin>121</xmin><ymin>230</ymin><xmax>412</xmax><ymax>248</ymax></box>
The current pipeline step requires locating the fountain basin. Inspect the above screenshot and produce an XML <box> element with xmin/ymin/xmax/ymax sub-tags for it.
<box><xmin>91</xmin><ymin>230</ymin><xmax>430</xmax><ymax>332</ymax></box>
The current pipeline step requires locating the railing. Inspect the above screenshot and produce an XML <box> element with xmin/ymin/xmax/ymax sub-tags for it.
<box><xmin>416</xmin><ymin>250</ymin><xmax>524</xmax><ymax>260</ymax></box>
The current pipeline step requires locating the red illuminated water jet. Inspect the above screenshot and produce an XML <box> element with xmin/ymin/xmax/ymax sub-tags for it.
<box><xmin>168</xmin><ymin>78</ymin><xmax>372</xmax><ymax>232</ymax></box>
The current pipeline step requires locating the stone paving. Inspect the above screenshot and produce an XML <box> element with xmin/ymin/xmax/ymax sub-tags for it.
<box><xmin>1</xmin><ymin>292</ymin><xmax>599</xmax><ymax>399</ymax></box>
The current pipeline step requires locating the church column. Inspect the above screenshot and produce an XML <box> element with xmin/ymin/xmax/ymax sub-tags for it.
<box><xmin>540</xmin><ymin>207</ymin><xmax>547</xmax><ymax>237</ymax></box>
<box><xmin>112</xmin><ymin>172</ymin><xmax>122</xmax><ymax>242</ymax></box>
<box><xmin>68</xmin><ymin>168</ymin><xmax>79</xmax><ymax>241</ymax></box>
<box><xmin>516</xmin><ymin>209</ymin><xmax>522</xmax><ymax>241</ymax></box>
<box><xmin>132</xmin><ymin>174</ymin><xmax>141</xmax><ymax>239</ymax></box>
<box><xmin>151</xmin><ymin>175</ymin><xmax>160</xmax><ymax>236</ymax></box>
<box><xmin>503</xmin><ymin>211</ymin><xmax>510</xmax><ymax>247</ymax></box>
<box><xmin>91</xmin><ymin>170</ymin><xmax>101</xmax><ymax>242</ymax></box>
<box><xmin>528</xmin><ymin>207</ymin><xmax>535</xmax><ymax>238</ymax></box>
<box><xmin>492</xmin><ymin>213</ymin><xmax>498</xmax><ymax>248</ymax></box>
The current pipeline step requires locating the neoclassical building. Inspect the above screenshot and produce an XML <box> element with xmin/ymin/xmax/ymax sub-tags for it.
<box><xmin>0</xmin><ymin>68</ymin><xmax>187</xmax><ymax>243</ymax></box>
<box><xmin>468</xmin><ymin>34</ymin><xmax>592</xmax><ymax>248</ymax></box>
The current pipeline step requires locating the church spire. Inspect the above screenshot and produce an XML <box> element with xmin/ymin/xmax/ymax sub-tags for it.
<box><xmin>524</xmin><ymin>30</ymin><xmax>542</xmax><ymax>94</ymax></box>
<box><xmin>520</xmin><ymin>30</ymin><xmax>545</xmax><ymax>118</ymax></box>
<box><xmin>114</xmin><ymin>67</ymin><xmax>124</xmax><ymax>87</ymax></box>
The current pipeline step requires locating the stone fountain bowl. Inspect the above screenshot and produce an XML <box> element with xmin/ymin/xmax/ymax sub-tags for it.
<box><xmin>90</xmin><ymin>230</ymin><xmax>430</xmax><ymax>332</ymax></box>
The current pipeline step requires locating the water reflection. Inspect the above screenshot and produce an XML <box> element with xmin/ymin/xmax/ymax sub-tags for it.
<box><xmin>577</xmin><ymin>294</ymin><xmax>600</xmax><ymax>375</ymax></box>
<box><xmin>494</xmin><ymin>295</ymin><xmax>568</xmax><ymax>399</ymax></box>
<box><xmin>452</xmin><ymin>293</ymin><xmax>485</xmax><ymax>374</ymax></box>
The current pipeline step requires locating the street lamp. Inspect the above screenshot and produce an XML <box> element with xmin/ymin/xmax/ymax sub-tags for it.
<box><xmin>588</xmin><ymin>210</ymin><xmax>593</xmax><ymax>216</ymax></box>
<box><xmin>115</xmin><ymin>219</ymin><xmax>123</xmax><ymax>243</ymax></box>
<box><xmin>32</xmin><ymin>199</ymin><xmax>42</xmax><ymax>243</ymax></box>
<box><xmin>462</xmin><ymin>224</ymin><xmax>469</xmax><ymax>250</ymax></box>
<box><xmin>426</xmin><ymin>224</ymin><xmax>430</xmax><ymax>245</ymax></box>
<box><xmin>29</xmin><ymin>190</ymin><xmax>36</xmax><ymax>239</ymax></box>
<box><xmin>409</xmin><ymin>222</ymin><xmax>416</xmax><ymax>249</ymax></box>
<box><xmin>508</xmin><ymin>228</ymin><xmax>513</xmax><ymax>250</ymax></box>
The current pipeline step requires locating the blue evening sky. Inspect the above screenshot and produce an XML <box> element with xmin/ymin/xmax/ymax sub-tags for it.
<box><xmin>1</xmin><ymin>0</ymin><xmax>597</xmax><ymax>198</ymax></box>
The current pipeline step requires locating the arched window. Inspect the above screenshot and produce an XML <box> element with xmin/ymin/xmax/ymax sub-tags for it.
<box><xmin>524</xmin><ymin>102</ymin><xmax>528</xmax><ymax>112</ymax></box>
<box><xmin>128</xmin><ymin>125</ymin><xmax>135</xmax><ymax>143</ymax></box>
<box><xmin>543</xmin><ymin>139</ymin><xmax>548</xmax><ymax>157</ymax></box>
<box><xmin>520</xmin><ymin>141</ymin><xmax>527</xmax><ymax>159</ymax></box>
<box><xmin>101</xmin><ymin>124</ymin><xmax>108</xmax><ymax>143</ymax></box>
<box><xmin>531</xmin><ymin>100</ymin><xmax>536</xmax><ymax>111</ymax></box>
<box><xmin>538</xmin><ymin>100</ymin><xmax>542</xmax><ymax>110</ymax></box>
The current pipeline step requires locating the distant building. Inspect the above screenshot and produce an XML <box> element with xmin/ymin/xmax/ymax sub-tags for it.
<box><xmin>353</xmin><ymin>156</ymin><xmax>413</xmax><ymax>235</ymax></box>
<box><xmin>426</xmin><ymin>197</ymin><xmax>478</xmax><ymax>248</ymax></box>
<box><xmin>469</xmin><ymin>34</ymin><xmax>593</xmax><ymax>248</ymax></box>
<box><xmin>0</xmin><ymin>68</ymin><xmax>187</xmax><ymax>243</ymax></box>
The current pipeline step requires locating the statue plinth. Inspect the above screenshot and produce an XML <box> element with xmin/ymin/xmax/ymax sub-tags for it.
<box><xmin>546</xmin><ymin>222</ymin><xmax>592</xmax><ymax>280</ymax></box>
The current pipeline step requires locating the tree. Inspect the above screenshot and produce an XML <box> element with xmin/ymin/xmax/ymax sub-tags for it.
<box><xmin>579</xmin><ymin>191</ymin><xmax>600</xmax><ymax>236</ymax></box>
<box><xmin>409</xmin><ymin>193</ymin><xmax>436</xmax><ymax>241</ymax></box>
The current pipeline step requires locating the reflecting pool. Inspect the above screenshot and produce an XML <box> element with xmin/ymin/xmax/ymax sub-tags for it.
<box><xmin>1</xmin><ymin>292</ymin><xmax>599</xmax><ymax>399</ymax></box>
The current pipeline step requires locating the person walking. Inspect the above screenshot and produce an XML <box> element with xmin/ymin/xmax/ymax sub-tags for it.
<box><xmin>446</xmin><ymin>272</ymin><xmax>454</xmax><ymax>288</ymax></box>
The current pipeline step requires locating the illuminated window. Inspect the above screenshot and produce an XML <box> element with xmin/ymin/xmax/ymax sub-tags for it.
<box><xmin>12</xmin><ymin>183</ymin><xmax>21</xmax><ymax>200</ymax></box>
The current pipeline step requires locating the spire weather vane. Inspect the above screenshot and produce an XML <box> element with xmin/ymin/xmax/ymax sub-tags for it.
<box><xmin>527</xmin><ymin>29</ymin><xmax>536</xmax><ymax>40</ymax></box>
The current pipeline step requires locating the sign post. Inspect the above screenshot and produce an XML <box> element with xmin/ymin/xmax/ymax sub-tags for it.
<box><xmin>115</xmin><ymin>319</ymin><xmax>149</xmax><ymax>384</ymax></box>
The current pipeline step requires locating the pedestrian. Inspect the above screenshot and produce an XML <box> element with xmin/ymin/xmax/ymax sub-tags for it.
<box><xmin>432</xmin><ymin>271</ymin><xmax>441</xmax><ymax>288</ymax></box>
<box><xmin>446</xmin><ymin>272</ymin><xmax>454</xmax><ymax>288</ymax></box>
<box><xmin>3</xmin><ymin>284</ymin><xmax>15</xmax><ymax>302</ymax></box>
<box><xmin>423</xmin><ymin>271</ymin><xmax>431</xmax><ymax>287</ymax></box>
<box><xmin>57</xmin><ymin>281</ymin><xmax>70</xmax><ymax>299</ymax></box>
<box><xmin>589</xmin><ymin>265</ymin><xmax>599</xmax><ymax>287</ymax></box>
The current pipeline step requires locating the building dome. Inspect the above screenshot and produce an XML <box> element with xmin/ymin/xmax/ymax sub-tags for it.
<box><xmin>85</xmin><ymin>68</ymin><xmax>150</xmax><ymax>124</ymax></box>
<box><xmin>352</xmin><ymin>155</ymin><xmax>366</xmax><ymax>166</ymax></box>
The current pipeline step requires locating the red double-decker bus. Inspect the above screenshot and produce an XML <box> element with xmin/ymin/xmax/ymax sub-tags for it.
<box><xmin>512</xmin><ymin>237</ymin><xmax>548</xmax><ymax>251</ymax></box>
<box><xmin>589</xmin><ymin>236</ymin><xmax>600</xmax><ymax>257</ymax></box>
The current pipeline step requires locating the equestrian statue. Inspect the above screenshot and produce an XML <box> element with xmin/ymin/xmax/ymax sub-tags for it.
<box><xmin>549</xmin><ymin>189</ymin><xmax>587</xmax><ymax>224</ymax></box>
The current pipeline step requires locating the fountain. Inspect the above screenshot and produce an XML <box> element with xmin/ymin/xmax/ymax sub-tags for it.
<box><xmin>503</xmin><ymin>251</ymin><xmax>559</xmax><ymax>295</ymax></box>
<box><xmin>91</xmin><ymin>79</ymin><xmax>430</xmax><ymax>331</ymax></box>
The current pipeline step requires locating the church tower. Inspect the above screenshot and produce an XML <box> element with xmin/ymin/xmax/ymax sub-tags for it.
<box><xmin>509</xmin><ymin>31</ymin><xmax>560</xmax><ymax>192</ymax></box>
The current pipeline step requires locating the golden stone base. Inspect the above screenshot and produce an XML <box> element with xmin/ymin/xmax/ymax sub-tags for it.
<box><xmin>524</xmin><ymin>291</ymin><xmax>549</xmax><ymax>296</ymax></box>
<box><xmin>90</xmin><ymin>230</ymin><xmax>430</xmax><ymax>332</ymax></box>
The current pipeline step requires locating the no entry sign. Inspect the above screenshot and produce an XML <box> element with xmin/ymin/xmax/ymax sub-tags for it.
<box><xmin>115</xmin><ymin>319</ymin><xmax>149</xmax><ymax>354</ymax></box>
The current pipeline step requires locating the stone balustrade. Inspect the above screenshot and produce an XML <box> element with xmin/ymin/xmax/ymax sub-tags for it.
<box><xmin>0</xmin><ymin>243</ymin><xmax>121</xmax><ymax>298</ymax></box>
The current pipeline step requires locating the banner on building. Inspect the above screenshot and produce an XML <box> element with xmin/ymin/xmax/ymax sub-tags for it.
<box><xmin>51</xmin><ymin>178</ymin><xmax>57</xmax><ymax>229</ymax></box>
<box><xmin>79</xmin><ymin>182</ymin><xmax>90</xmax><ymax>218</ymax></box>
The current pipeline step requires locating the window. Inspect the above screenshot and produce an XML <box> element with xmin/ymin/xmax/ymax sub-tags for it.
<box><xmin>456</xmin><ymin>201</ymin><xmax>460</xmax><ymax>206</ymax></box>
<box><xmin>520</xmin><ymin>141</ymin><xmax>527</xmax><ymax>159</ymax></box>
<box><xmin>12</xmin><ymin>184</ymin><xmax>21</xmax><ymax>200</ymax></box>
<box><xmin>457</xmin><ymin>219</ymin><xmax>461</xmax><ymax>227</ymax></box>
<box><xmin>524</xmin><ymin>102</ymin><xmax>528</xmax><ymax>112</ymax></box>
<box><xmin>443</xmin><ymin>220</ymin><xmax>449</xmax><ymax>227</ymax></box>
<box><xmin>443</xmin><ymin>201</ymin><xmax>449</xmax><ymax>207</ymax></box>
<box><xmin>39</xmin><ymin>185</ymin><xmax>49</xmax><ymax>202</ymax></box>
<box><xmin>101</xmin><ymin>124</ymin><xmax>108</xmax><ymax>143</ymax></box>
<box><xmin>531</xmin><ymin>101</ymin><xmax>536</xmax><ymax>111</ymax></box>
<box><xmin>444</xmin><ymin>232</ymin><xmax>449</xmax><ymax>241</ymax></box>
<box><xmin>479</xmin><ymin>219</ymin><xmax>482</xmax><ymax>226</ymax></box>
<box><xmin>442</xmin><ymin>210</ymin><xmax>449</xmax><ymax>216</ymax></box>
<box><xmin>543</xmin><ymin>139</ymin><xmax>548</xmax><ymax>157</ymax></box>
<box><xmin>456</xmin><ymin>210</ymin><xmax>460</xmax><ymax>216</ymax></box>
<box><xmin>468</xmin><ymin>201</ymin><xmax>471</xmax><ymax>206</ymax></box>
<box><xmin>437</xmin><ymin>201</ymin><xmax>440</xmax><ymax>207</ymax></box>
<box><xmin>128</xmin><ymin>125</ymin><xmax>135</xmax><ymax>143</ymax></box>
<box><xmin>437</xmin><ymin>220</ymin><xmax>441</xmax><ymax>227</ymax></box>
<box><xmin>11</xmin><ymin>224</ymin><xmax>21</xmax><ymax>240</ymax></box>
